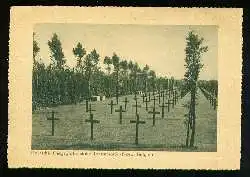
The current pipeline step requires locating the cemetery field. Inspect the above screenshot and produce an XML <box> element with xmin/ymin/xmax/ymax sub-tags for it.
<box><xmin>32</xmin><ymin>89</ymin><xmax>217</xmax><ymax>152</ymax></box>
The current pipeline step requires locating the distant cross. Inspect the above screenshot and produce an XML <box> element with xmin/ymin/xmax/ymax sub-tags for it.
<box><xmin>165</xmin><ymin>99</ymin><xmax>172</xmax><ymax>112</ymax></box>
<box><xmin>108</xmin><ymin>100</ymin><xmax>116</xmax><ymax>114</ymax></box>
<box><xmin>168</xmin><ymin>89</ymin><xmax>172</xmax><ymax>99</ymax></box>
<box><xmin>156</xmin><ymin>94</ymin><xmax>161</xmax><ymax>104</ymax></box>
<box><xmin>172</xmin><ymin>91</ymin><xmax>176</xmax><ymax>105</ymax></box>
<box><xmin>170</xmin><ymin>97</ymin><xmax>175</xmax><ymax>108</ymax></box>
<box><xmin>166</xmin><ymin>89</ymin><xmax>170</xmax><ymax>99</ymax></box>
<box><xmin>85</xmin><ymin>113</ymin><xmax>100</xmax><ymax>140</ymax></box>
<box><xmin>174</xmin><ymin>90</ymin><xmax>178</xmax><ymax>105</ymax></box>
<box><xmin>115</xmin><ymin>105</ymin><xmax>126</xmax><ymax>124</ymax></box>
<box><xmin>88</xmin><ymin>104</ymin><xmax>96</xmax><ymax>115</ymax></box>
<box><xmin>133</xmin><ymin>96</ymin><xmax>141</xmax><ymax>115</ymax></box>
<box><xmin>151</xmin><ymin>95</ymin><xmax>157</xmax><ymax>109</ymax></box>
<box><xmin>141</xmin><ymin>94</ymin><xmax>146</xmax><ymax>103</ymax></box>
<box><xmin>161</xmin><ymin>91</ymin><xmax>165</xmax><ymax>103</ymax></box>
<box><xmin>148</xmin><ymin>92</ymin><xmax>151</xmax><ymax>101</ymax></box>
<box><xmin>85</xmin><ymin>100</ymin><xmax>89</xmax><ymax>112</ymax></box>
<box><xmin>122</xmin><ymin>97</ymin><xmax>129</xmax><ymax>110</ymax></box>
<box><xmin>175</xmin><ymin>91</ymin><xmax>179</xmax><ymax>103</ymax></box>
<box><xmin>148</xmin><ymin>107</ymin><xmax>160</xmax><ymax>126</ymax></box>
<box><xmin>130</xmin><ymin>113</ymin><xmax>146</xmax><ymax>145</ymax></box>
<box><xmin>144</xmin><ymin>97</ymin><xmax>150</xmax><ymax>111</ymax></box>
<box><xmin>160</xmin><ymin>90</ymin><xmax>164</xmax><ymax>97</ymax></box>
<box><xmin>47</xmin><ymin>110</ymin><xmax>59</xmax><ymax>136</ymax></box>
<box><xmin>159</xmin><ymin>102</ymin><xmax>168</xmax><ymax>119</ymax></box>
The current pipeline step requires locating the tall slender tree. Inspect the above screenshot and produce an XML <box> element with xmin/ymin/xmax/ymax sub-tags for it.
<box><xmin>112</xmin><ymin>53</ymin><xmax>120</xmax><ymax>104</ymax></box>
<box><xmin>48</xmin><ymin>33</ymin><xmax>66</xmax><ymax>70</ymax></box>
<box><xmin>48</xmin><ymin>33</ymin><xmax>66</xmax><ymax>104</ymax></box>
<box><xmin>84</xmin><ymin>49</ymin><xmax>100</xmax><ymax>100</ymax></box>
<box><xmin>103</xmin><ymin>56</ymin><xmax>113</xmax><ymax>97</ymax></box>
<box><xmin>73</xmin><ymin>42</ymin><xmax>86</xmax><ymax>102</ymax></box>
<box><xmin>120</xmin><ymin>60</ymin><xmax>129</xmax><ymax>94</ymax></box>
<box><xmin>32</xmin><ymin>33</ymin><xmax>40</xmax><ymax>110</ymax></box>
<box><xmin>184</xmin><ymin>31</ymin><xmax>208</xmax><ymax>147</ymax></box>
<box><xmin>73</xmin><ymin>42</ymin><xmax>86</xmax><ymax>73</ymax></box>
<box><xmin>33</xmin><ymin>33</ymin><xmax>40</xmax><ymax>61</ymax></box>
<box><xmin>142</xmin><ymin>64</ymin><xmax>150</xmax><ymax>94</ymax></box>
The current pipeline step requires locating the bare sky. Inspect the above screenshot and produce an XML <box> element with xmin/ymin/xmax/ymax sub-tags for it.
<box><xmin>34</xmin><ymin>24</ymin><xmax>217</xmax><ymax>80</ymax></box>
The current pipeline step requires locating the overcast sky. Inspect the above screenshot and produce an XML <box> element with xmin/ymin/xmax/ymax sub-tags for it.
<box><xmin>34</xmin><ymin>24</ymin><xmax>217</xmax><ymax>80</ymax></box>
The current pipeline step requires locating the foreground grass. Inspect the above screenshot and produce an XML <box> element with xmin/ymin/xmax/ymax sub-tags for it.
<box><xmin>32</xmin><ymin>90</ymin><xmax>217</xmax><ymax>151</ymax></box>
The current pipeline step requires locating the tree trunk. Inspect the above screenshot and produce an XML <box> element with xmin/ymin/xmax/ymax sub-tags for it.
<box><xmin>185</xmin><ymin>108</ymin><xmax>191</xmax><ymax>147</ymax></box>
<box><xmin>189</xmin><ymin>88</ymin><xmax>196</xmax><ymax>147</ymax></box>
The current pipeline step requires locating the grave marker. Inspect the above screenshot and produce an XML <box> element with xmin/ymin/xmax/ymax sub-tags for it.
<box><xmin>141</xmin><ymin>94</ymin><xmax>146</xmax><ymax>103</ymax></box>
<box><xmin>88</xmin><ymin>104</ymin><xmax>96</xmax><ymax>115</ymax></box>
<box><xmin>85</xmin><ymin>113</ymin><xmax>100</xmax><ymax>140</ymax></box>
<box><xmin>47</xmin><ymin>110</ymin><xmax>59</xmax><ymax>136</ymax></box>
<box><xmin>156</xmin><ymin>94</ymin><xmax>161</xmax><ymax>104</ymax></box>
<box><xmin>108</xmin><ymin>100</ymin><xmax>116</xmax><ymax>114</ymax></box>
<box><xmin>159</xmin><ymin>103</ymin><xmax>168</xmax><ymax>119</ymax></box>
<box><xmin>144</xmin><ymin>97</ymin><xmax>150</xmax><ymax>111</ymax></box>
<box><xmin>161</xmin><ymin>90</ymin><xmax>165</xmax><ymax>103</ymax></box>
<box><xmin>130</xmin><ymin>113</ymin><xmax>146</xmax><ymax>145</ymax></box>
<box><xmin>148</xmin><ymin>107</ymin><xmax>160</xmax><ymax>126</ymax></box>
<box><xmin>133</xmin><ymin>95</ymin><xmax>141</xmax><ymax>114</ymax></box>
<box><xmin>115</xmin><ymin>105</ymin><xmax>126</xmax><ymax>124</ymax></box>
<box><xmin>122</xmin><ymin>97</ymin><xmax>129</xmax><ymax>110</ymax></box>
<box><xmin>151</xmin><ymin>95</ymin><xmax>157</xmax><ymax>108</ymax></box>
<box><xmin>165</xmin><ymin>99</ymin><xmax>171</xmax><ymax>112</ymax></box>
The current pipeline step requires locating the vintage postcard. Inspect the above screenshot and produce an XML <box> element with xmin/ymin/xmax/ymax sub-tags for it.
<box><xmin>8</xmin><ymin>7</ymin><xmax>242</xmax><ymax>169</ymax></box>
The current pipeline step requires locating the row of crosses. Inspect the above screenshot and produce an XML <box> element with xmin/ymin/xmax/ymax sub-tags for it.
<box><xmin>46</xmin><ymin>88</ymin><xmax>182</xmax><ymax>145</ymax></box>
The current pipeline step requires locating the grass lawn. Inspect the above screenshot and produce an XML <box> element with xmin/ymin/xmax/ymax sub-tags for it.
<box><xmin>32</xmin><ymin>89</ymin><xmax>217</xmax><ymax>151</ymax></box>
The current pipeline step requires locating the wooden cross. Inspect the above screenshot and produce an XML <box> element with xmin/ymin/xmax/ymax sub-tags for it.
<box><xmin>156</xmin><ymin>94</ymin><xmax>161</xmax><ymax>104</ymax></box>
<box><xmin>165</xmin><ymin>99</ymin><xmax>172</xmax><ymax>112</ymax></box>
<box><xmin>159</xmin><ymin>102</ymin><xmax>168</xmax><ymax>119</ymax></box>
<box><xmin>115</xmin><ymin>105</ymin><xmax>126</xmax><ymax>124</ymax></box>
<box><xmin>141</xmin><ymin>94</ymin><xmax>146</xmax><ymax>103</ymax></box>
<box><xmin>122</xmin><ymin>97</ymin><xmax>129</xmax><ymax>110</ymax></box>
<box><xmin>173</xmin><ymin>91</ymin><xmax>176</xmax><ymax>105</ymax></box>
<box><xmin>144</xmin><ymin>97</ymin><xmax>150</xmax><ymax>111</ymax></box>
<box><xmin>169</xmin><ymin>97</ymin><xmax>175</xmax><ymax>108</ymax></box>
<box><xmin>166</xmin><ymin>89</ymin><xmax>170</xmax><ymax>99</ymax></box>
<box><xmin>130</xmin><ymin>113</ymin><xmax>146</xmax><ymax>145</ymax></box>
<box><xmin>108</xmin><ymin>100</ymin><xmax>116</xmax><ymax>114</ymax></box>
<box><xmin>88</xmin><ymin>103</ymin><xmax>96</xmax><ymax>115</ymax></box>
<box><xmin>47</xmin><ymin>110</ymin><xmax>59</xmax><ymax>136</ymax></box>
<box><xmin>85</xmin><ymin>113</ymin><xmax>100</xmax><ymax>140</ymax></box>
<box><xmin>133</xmin><ymin>96</ymin><xmax>141</xmax><ymax>115</ymax></box>
<box><xmin>148</xmin><ymin>92</ymin><xmax>151</xmax><ymax>101</ymax></box>
<box><xmin>174</xmin><ymin>90</ymin><xmax>178</xmax><ymax>105</ymax></box>
<box><xmin>151</xmin><ymin>95</ymin><xmax>157</xmax><ymax>109</ymax></box>
<box><xmin>148</xmin><ymin>107</ymin><xmax>160</xmax><ymax>126</ymax></box>
<box><xmin>161</xmin><ymin>90</ymin><xmax>165</xmax><ymax>103</ymax></box>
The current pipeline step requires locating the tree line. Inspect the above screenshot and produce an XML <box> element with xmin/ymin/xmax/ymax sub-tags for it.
<box><xmin>32</xmin><ymin>33</ymin><xmax>178</xmax><ymax>110</ymax></box>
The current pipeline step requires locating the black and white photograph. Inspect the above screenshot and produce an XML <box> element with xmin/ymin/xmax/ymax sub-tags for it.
<box><xmin>8</xmin><ymin>7</ymin><xmax>242</xmax><ymax>169</ymax></box>
<box><xmin>32</xmin><ymin>24</ymin><xmax>218</xmax><ymax>151</ymax></box>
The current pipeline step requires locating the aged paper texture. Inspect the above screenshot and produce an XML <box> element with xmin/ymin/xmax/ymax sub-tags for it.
<box><xmin>8</xmin><ymin>7</ymin><xmax>242</xmax><ymax>169</ymax></box>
